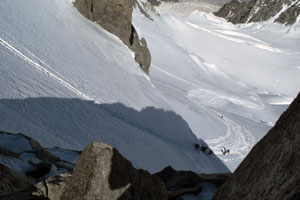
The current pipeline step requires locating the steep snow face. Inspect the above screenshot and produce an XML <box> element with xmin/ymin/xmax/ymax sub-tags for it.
<box><xmin>0</xmin><ymin>0</ymin><xmax>299</xmax><ymax>173</ymax></box>
<box><xmin>133</xmin><ymin>1</ymin><xmax>300</xmax><ymax>170</ymax></box>
<box><xmin>0</xmin><ymin>0</ymin><xmax>228</xmax><ymax>173</ymax></box>
<box><xmin>0</xmin><ymin>0</ymin><xmax>165</xmax><ymax>108</ymax></box>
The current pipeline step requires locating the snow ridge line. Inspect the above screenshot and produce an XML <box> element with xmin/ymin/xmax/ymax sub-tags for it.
<box><xmin>0</xmin><ymin>37</ymin><xmax>101</xmax><ymax>103</ymax></box>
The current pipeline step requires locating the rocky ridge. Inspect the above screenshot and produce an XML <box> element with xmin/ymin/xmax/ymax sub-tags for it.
<box><xmin>0</xmin><ymin>133</ymin><xmax>228</xmax><ymax>200</ymax></box>
<box><xmin>213</xmin><ymin>92</ymin><xmax>300</xmax><ymax>200</ymax></box>
<box><xmin>60</xmin><ymin>142</ymin><xmax>168</xmax><ymax>200</ymax></box>
<box><xmin>74</xmin><ymin>0</ymin><xmax>151</xmax><ymax>73</ymax></box>
<box><xmin>0</xmin><ymin>131</ymin><xmax>79</xmax><ymax>183</ymax></box>
<box><xmin>215</xmin><ymin>0</ymin><xmax>300</xmax><ymax>25</ymax></box>
<box><xmin>156</xmin><ymin>166</ymin><xmax>229</xmax><ymax>199</ymax></box>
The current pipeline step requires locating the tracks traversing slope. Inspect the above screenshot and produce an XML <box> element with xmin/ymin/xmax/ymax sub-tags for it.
<box><xmin>0</xmin><ymin>37</ymin><xmax>99</xmax><ymax>102</ymax></box>
<box><xmin>205</xmin><ymin>109</ymin><xmax>256</xmax><ymax>166</ymax></box>
<box><xmin>0</xmin><ymin>37</ymin><xmax>203</xmax><ymax>154</ymax></box>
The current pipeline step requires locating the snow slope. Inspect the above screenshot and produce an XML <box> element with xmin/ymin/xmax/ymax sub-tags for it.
<box><xmin>0</xmin><ymin>0</ymin><xmax>299</xmax><ymax>172</ymax></box>
<box><xmin>0</xmin><ymin>0</ymin><xmax>228</xmax><ymax>174</ymax></box>
<box><xmin>133</xmin><ymin>1</ymin><xmax>300</xmax><ymax>170</ymax></box>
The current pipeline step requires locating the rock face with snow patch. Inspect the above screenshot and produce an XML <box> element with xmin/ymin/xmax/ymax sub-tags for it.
<box><xmin>0</xmin><ymin>131</ymin><xmax>79</xmax><ymax>183</ymax></box>
<box><xmin>213</xmin><ymin>92</ymin><xmax>300</xmax><ymax>200</ymax></box>
<box><xmin>215</xmin><ymin>0</ymin><xmax>300</xmax><ymax>25</ymax></box>
<box><xmin>61</xmin><ymin>142</ymin><xmax>168</xmax><ymax>200</ymax></box>
<box><xmin>74</xmin><ymin>0</ymin><xmax>151</xmax><ymax>73</ymax></box>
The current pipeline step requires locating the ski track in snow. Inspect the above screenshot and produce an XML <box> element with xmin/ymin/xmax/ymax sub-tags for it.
<box><xmin>205</xmin><ymin>109</ymin><xmax>256</xmax><ymax>165</ymax></box>
<box><xmin>0</xmin><ymin>37</ymin><xmax>102</xmax><ymax>103</ymax></box>
<box><xmin>0</xmin><ymin>37</ymin><xmax>204</xmax><ymax>155</ymax></box>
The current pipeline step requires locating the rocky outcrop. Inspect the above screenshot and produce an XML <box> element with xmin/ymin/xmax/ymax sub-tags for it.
<box><xmin>2</xmin><ymin>173</ymin><xmax>71</xmax><ymax>200</ymax></box>
<box><xmin>0</xmin><ymin>131</ymin><xmax>80</xmax><ymax>183</ymax></box>
<box><xmin>275</xmin><ymin>2</ymin><xmax>300</xmax><ymax>24</ymax></box>
<box><xmin>214</xmin><ymin>0</ymin><xmax>300</xmax><ymax>25</ymax></box>
<box><xmin>1</xmin><ymin>137</ymin><xmax>229</xmax><ymax>200</ymax></box>
<box><xmin>0</xmin><ymin>163</ymin><xmax>31</xmax><ymax>196</ymax></box>
<box><xmin>213</xmin><ymin>92</ymin><xmax>300</xmax><ymax>200</ymax></box>
<box><xmin>74</xmin><ymin>0</ymin><xmax>151</xmax><ymax>73</ymax></box>
<box><xmin>61</xmin><ymin>142</ymin><xmax>168</xmax><ymax>200</ymax></box>
<box><xmin>156</xmin><ymin>166</ymin><xmax>229</xmax><ymax>199</ymax></box>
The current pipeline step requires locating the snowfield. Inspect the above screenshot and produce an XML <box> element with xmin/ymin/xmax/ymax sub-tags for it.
<box><xmin>134</xmin><ymin>1</ymin><xmax>300</xmax><ymax>170</ymax></box>
<box><xmin>0</xmin><ymin>0</ymin><xmax>299</xmax><ymax>172</ymax></box>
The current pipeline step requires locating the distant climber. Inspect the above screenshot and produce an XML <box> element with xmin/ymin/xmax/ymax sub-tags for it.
<box><xmin>221</xmin><ymin>147</ymin><xmax>230</xmax><ymax>155</ymax></box>
<box><xmin>200</xmin><ymin>146</ymin><xmax>208</xmax><ymax>153</ymax></box>
<box><xmin>194</xmin><ymin>143</ymin><xmax>200</xmax><ymax>149</ymax></box>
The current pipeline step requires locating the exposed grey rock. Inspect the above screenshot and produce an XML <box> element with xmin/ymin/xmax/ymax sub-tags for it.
<box><xmin>155</xmin><ymin>166</ymin><xmax>229</xmax><ymax>199</ymax></box>
<box><xmin>275</xmin><ymin>3</ymin><xmax>300</xmax><ymax>25</ymax></box>
<box><xmin>0</xmin><ymin>163</ymin><xmax>31</xmax><ymax>196</ymax></box>
<box><xmin>33</xmin><ymin>173</ymin><xmax>72</xmax><ymax>200</ymax></box>
<box><xmin>74</xmin><ymin>0</ymin><xmax>151</xmax><ymax>73</ymax></box>
<box><xmin>215</xmin><ymin>0</ymin><xmax>300</xmax><ymax>25</ymax></box>
<box><xmin>60</xmin><ymin>142</ymin><xmax>168</xmax><ymax>200</ymax></box>
<box><xmin>2</xmin><ymin>173</ymin><xmax>71</xmax><ymax>200</ymax></box>
<box><xmin>213</xmin><ymin>92</ymin><xmax>300</xmax><ymax>200</ymax></box>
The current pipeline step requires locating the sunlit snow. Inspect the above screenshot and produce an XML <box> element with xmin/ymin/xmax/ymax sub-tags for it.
<box><xmin>0</xmin><ymin>0</ymin><xmax>299</xmax><ymax>172</ymax></box>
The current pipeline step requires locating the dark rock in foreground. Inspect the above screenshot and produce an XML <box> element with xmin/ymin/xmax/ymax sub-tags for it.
<box><xmin>2</xmin><ymin>173</ymin><xmax>71</xmax><ymax>200</ymax></box>
<box><xmin>0</xmin><ymin>131</ymin><xmax>79</xmax><ymax>183</ymax></box>
<box><xmin>215</xmin><ymin>0</ymin><xmax>300</xmax><ymax>25</ymax></box>
<box><xmin>213</xmin><ymin>92</ymin><xmax>300</xmax><ymax>200</ymax></box>
<box><xmin>0</xmin><ymin>135</ymin><xmax>228</xmax><ymax>200</ymax></box>
<box><xmin>74</xmin><ymin>0</ymin><xmax>151</xmax><ymax>73</ymax></box>
<box><xmin>156</xmin><ymin>166</ymin><xmax>229</xmax><ymax>199</ymax></box>
<box><xmin>60</xmin><ymin>142</ymin><xmax>168</xmax><ymax>200</ymax></box>
<box><xmin>0</xmin><ymin>163</ymin><xmax>31</xmax><ymax>196</ymax></box>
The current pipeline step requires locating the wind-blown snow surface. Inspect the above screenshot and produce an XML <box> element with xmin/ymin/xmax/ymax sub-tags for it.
<box><xmin>0</xmin><ymin>0</ymin><xmax>299</xmax><ymax>172</ymax></box>
<box><xmin>133</xmin><ymin>1</ymin><xmax>300</xmax><ymax>170</ymax></box>
<box><xmin>0</xmin><ymin>0</ymin><xmax>227</xmax><ymax>174</ymax></box>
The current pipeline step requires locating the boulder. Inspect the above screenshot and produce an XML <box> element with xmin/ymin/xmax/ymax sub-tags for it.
<box><xmin>213</xmin><ymin>92</ymin><xmax>300</xmax><ymax>200</ymax></box>
<box><xmin>60</xmin><ymin>142</ymin><xmax>168</xmax><ymax>200</ymax></box>
<box><xmin>74</xmin><ymin>0</ymin><xmax>151</xmax><ymax>73</ymax></box>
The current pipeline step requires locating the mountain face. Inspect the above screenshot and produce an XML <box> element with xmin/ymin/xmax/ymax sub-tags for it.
<box><xmin>213</xmin><ymin>92</ymin><xmax>300</xmax><ymax>200</ymax></box>
<box><xmin>74</xmin><ymin>0</ymin><xmax>151</xmax><ymax>73</ymax></box>
<box><xmin>0</xmin><ymin>0</ymin><xmax>300</xmax><ymax>174</ymax></box>
<box><xmin>215</xmin><ymin>0</ymin><xmax>300</xmax><ymax>25</ymax></box>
